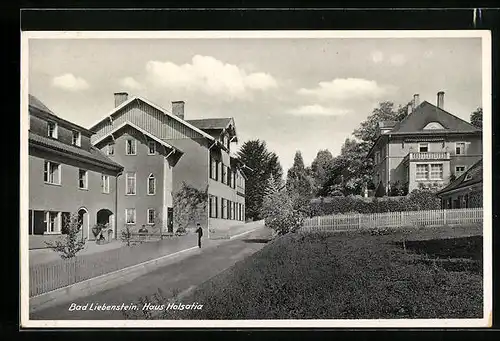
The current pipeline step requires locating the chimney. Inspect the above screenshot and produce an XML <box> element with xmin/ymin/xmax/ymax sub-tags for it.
<box><xmin>437</xmin><ymin>91</ymin><xmax>445</xmax><ymax>109</ymax></box>
<box><xmin>413</xmin><ymin>94</ymin><xmax>420</xmax><ymax>110</ymax></box>
<box><xmin>114</xmin><ymin>92</ymin><xmax>128</xmax><ymax>107</ymax></box>
<box><xmin>172</xmin><ymin>101</ymin><xmax>185</xmax><ymax>120</ymax></box>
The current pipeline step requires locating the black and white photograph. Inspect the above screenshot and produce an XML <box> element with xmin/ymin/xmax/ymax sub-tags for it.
<box><xmin>20</xmin><ymin>30</ymin><xmax>492</xmax><ymax>328</ymax></box>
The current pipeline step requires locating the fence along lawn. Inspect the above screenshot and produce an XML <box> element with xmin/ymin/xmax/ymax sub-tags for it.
<box><xmin>301</xmin><ymin>208</ymin><xmax>483</xmax><ymax>233</ymax></box>
<box><xmin>29</xmin><ymin>235</ymin><xmax>194</xmax><ymax>297</ymax></box>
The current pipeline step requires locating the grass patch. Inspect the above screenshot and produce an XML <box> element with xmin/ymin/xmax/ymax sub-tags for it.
<box><xmin>138</xmin><ymin>225</ymin><xmax>483</xmax><ymax>320</ymax></box>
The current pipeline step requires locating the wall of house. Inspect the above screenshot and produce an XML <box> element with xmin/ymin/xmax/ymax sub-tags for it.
<box><xmin>439</xmin><ymin>183</ymin><xmax>482</xmax><ymax>209</ymax></box>
<box><xmin>28</xmin><ymin>148</ymin><xmax>117</xmax><ymax>249</ymax></box>
<box><xmin>407</xmin><ymin>161</ymin><xmax>451</xmax><ymax>192</ymax></box>
<box><xmin>98</xmin><ymin>128</ymin><xmax>166</xmax><ymax>236</ymax></box>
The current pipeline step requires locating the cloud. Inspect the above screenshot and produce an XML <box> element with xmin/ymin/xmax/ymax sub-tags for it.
<box><xmin>145</xmin><ymin>55</ymin><xmax>278</xmax><ymax>100</ymax></box>
<box><xmin>119</xmin><ymin>76</ymin><xmax>143</xmax><ymax>90</ymax></box>
<box><xmin>371</xmin><ymin>51</ymin><xmax>384</xmax><ymax>63</ymax></box>
<box><xmin>52</xmin><ymin>73</ymin><xmax>89</xmax><ymax>91</ymax></box>
<box><xmin>424</xmin><ymin>50</ymin><xmax>434</xmax><ymax>58</ymax></box>
<box><xmin>389</xmin><ymin>54</ymin><xmax>407</xmax><ymax>66</ymax></box>
<box><xmin>287</xmin><ymin>105</ymin><xmax>351</xmax><ymax>116</ymax></box>
<box><xmin>297</xmin><ymin>78</ymin><xmax>395</xmax><ymax>102</ymax></box>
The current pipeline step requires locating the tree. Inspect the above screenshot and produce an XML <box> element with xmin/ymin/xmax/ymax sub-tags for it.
<box><xmin>236</xmin><ymin>139</ymin><xmax>283</xmax><ymax>221</ymax></box>
<box><xmin>172</xmin><ymin>182</ymin><xmax>208</xmax><ymax>233</ymax></box>
<box><xmin>310</xmin><ymin>149</ymin><xmax>334</xmax><ymax>196</ymax></box>
<box><xmin>264</xmin><ymin>173</ymin><xmax>286</xmax><ymax>196</ymax></box>
<box><xmin>470</xmin><ymin>107</ymin><xmax>482</xmax><ymax>129</ymax></box>
<box><xmin>286</xmin><ymin>151</ymin><xmax>314</xmax><ymax>214</ymax></box>
<box><xmin>45</xmin><ymin>213</ymin><xmax>86</xmax><ymax>259</ymax></box>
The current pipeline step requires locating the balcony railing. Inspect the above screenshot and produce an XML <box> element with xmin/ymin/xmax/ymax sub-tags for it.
<box><xmin>405</xmin><ymin>151</ymin><xmax>450</xmax><ymax>162</ymax></box>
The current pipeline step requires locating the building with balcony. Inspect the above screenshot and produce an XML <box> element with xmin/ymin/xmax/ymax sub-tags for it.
<box><xmin>367</xmin><ymin>91</ymin><xmax>482</xmax><ymax>196</ymax></box>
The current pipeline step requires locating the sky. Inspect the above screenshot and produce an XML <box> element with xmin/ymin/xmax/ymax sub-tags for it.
<box><xmin>28</xmin><ymin>36</ymin><xmax>483</xmax><ymax>173</ymax></box>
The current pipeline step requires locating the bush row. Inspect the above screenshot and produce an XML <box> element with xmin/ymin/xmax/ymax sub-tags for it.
<box><xmin>309</xmin><ymin>189</ymin><xmax>441</xmax><ymax>216</ymax></box>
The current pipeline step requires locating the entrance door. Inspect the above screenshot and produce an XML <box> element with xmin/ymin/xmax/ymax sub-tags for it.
<box><xmin>78</xmin><ymin>208</ymin><xmax>89</xmax><ymax>241</ymax></box>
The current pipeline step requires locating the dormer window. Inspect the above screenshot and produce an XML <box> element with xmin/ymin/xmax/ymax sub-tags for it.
<box><xmin>47</xmin><ymin>121</ymin><xmax>58</xmax><ymax>139</ymax></box>
<box><xmin>464</xmin><ymin>173</ymin><xmax>473</xmax><ymax>181</ymax></box>
<box><xmin>72</xmin><ymin>130</ymin><xmax>81</xmax><ymax>147</ymax></box>
<box><xmin>418</xmin><ymin>143</ymin><xmax>429</xmax><ymax>153</ymax></box>
<box><xmin>423</xmin><ymin>122</ymin><xmax>446</xmax><ymax>130</ymax></box>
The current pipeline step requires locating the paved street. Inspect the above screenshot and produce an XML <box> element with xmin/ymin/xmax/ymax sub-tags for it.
<box><xmin>30</xmin><ymin>224</ymin><xmax>271</xmax><ymax>320</ymax></box>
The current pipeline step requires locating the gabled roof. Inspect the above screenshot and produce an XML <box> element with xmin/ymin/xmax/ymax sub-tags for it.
<box><xmin>437</xmin><ymin>159</ymin><xmax>483</xmax><ymax>196</ymax></box>
<box><xmin>92</xmin><ymin>121</ymin><xmax>183</xmax><ymax>155</ymax></box>
<box><xmin>29</xmin><ymin>132</ymin><xmax>123</xmax><ymax>170</ymax></box>
<box><xmin>29</xmin><ymin>94</ymin><xmax>94</xmax><ymax>135</ymax></box>
<box><xmin>389</xmin><ymin>101</ymin><xmax>481</xmax><ymax>135</ymax></box>
<box><xmin>187</xmin><ymin>118</ymin><xmax>234</xmax><ymax>130</ymax></box>
<box><xmin>88</xmin><ymin>96</ymin><xmax>216</xmax><ymax>142</ymax></box>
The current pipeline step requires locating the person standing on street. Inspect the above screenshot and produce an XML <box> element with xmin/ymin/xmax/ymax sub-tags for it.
<box><xmin>195</xmin><ymin>223</ymin><xmax>203</xmax><ymax>248</ymax></box>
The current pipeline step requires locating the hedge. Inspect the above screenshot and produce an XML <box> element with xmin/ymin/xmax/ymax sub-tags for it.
<box><xmin>309</xmin><ymin>189</ymin><xmax>441</xmax><ymax>216</ymax></box>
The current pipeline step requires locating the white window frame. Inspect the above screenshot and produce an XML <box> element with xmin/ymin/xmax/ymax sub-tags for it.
<box><xmin>148</xmin><ymin>141</ymin><xmax>156</xmax><ymax>155</ymax></box>
<box><xmin>72</xmin><ymin>130</ymin><xmax>81</xmax><ymax>147</ymax></box>
<box><xmin>125</xmin><ymin>208</ymin><xmax>136</xmax><ymax>224</ymax></box>
<box><xmin>47</xmin><ymin>120</ymin><xmax>58</xmax><ymax>139</ymax></box>
<box><xmin>416</xmin><ymin>164</ymin><xmax>429</xmax><ymax>180</ymax></box>
<box><xmin>147</xmin><ymin>173</ymin><xmax>156</xmax><ymax>195</ymax></box>
<box><xmin>147</xmin><ymin>208</ymin><xmax>156</xmax><ymax>225</ymax></box>
<box><xmin>78</xmin><ymin>169</ymin><xmax>88</xmax><ymax>189</ymax></box>
<box><xmin>455</xmin><ymin>142</ymin><xmax>466</xmax><ymax>155</ymax></box>
<box><xmin>107</xmin><ymin>142</ymin><xmax>115</xmax><ymax>156</ymax></box>
<box><xmin>101</xmin><ymin>174</ymin><xmax>110</xmax><ymax>193</ymax></box>
<box><xmin>44</xmin><ymin>161</ymin><xmax>61</xmax><ymax>185</ymax></box>
<box><xmin>429</xmin><ymin>163</ymin><xmax>443</xmax><ymax>180</ymax></box>
<box><xmin>455</xmin><ymin>165</ymin><xmax>466</xmax><ymax>177</ymax></box>
<box><xmin>210</xmin><ymin>157</ymin><xmax>217</xmax><ymax>180</ymax></box>
<box><xmin>418</xmin><ymin>142</ymin><xmax>429</xmax><ymax>153</ymax></box>
<box><xmin>44</xmin><ymin>211</ymin><xmax>61</xmax><ymax>234</ymax></box>
<box><xmin>125</xmin><ymin>172</ymin><xmax>136</xmax><ymax>195</ymax></box>
<box><xmin>126</xmin><ymin>139</ymin><xmax>137</xmax><ymax>155</ymax></box>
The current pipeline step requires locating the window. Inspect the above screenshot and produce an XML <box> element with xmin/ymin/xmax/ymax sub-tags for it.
<box><xmin>223</xmin><ymin>135</ymin><xmax>229</xmax><ymax>148</ymax></box>
<box><xmin>430</xmin><ymin>164</ymin><xmax>443</xmax><ymax>180</ymax></box>
<box><xmin>232</xmin><ymin>171</ymin><xmax>236</xmax><ymax>189</ymax></box>
<box><xmin>222</xmin><ymin>165</ymin><xmax>227</xmax><ymax>185</ymax></box>
<box><xmin>147</xmin><ymin>209</ymin><xmax>156</xmax><ymax>225</ymax></box>
<box><xmin>209</xmin><ymin>195</ymin><xmax>218</xmax><ymax>218</ymax></box>
<box><xmin>455</xmin><ymin>166</ymin><xmax>466</xmax><ymax>177</ymax></box>
<box><xmin>101</xmin><ymin>174</ymin><xmax>110</xmax><ymax>193</ymax></box>
<box><xmin>47</xmin><ymin>121</ymin><xmax>58</xmax><ymax>139</ymax></box>
<box><xmin>107</xmin><ymin>142</ymin><xmax>115</xmax><ymax>156</ymax></box>
<box><xmin>125</xmin><ymin>208</ymin><xmax>136</xmax><ymax>224</ymax></box>
<box><xmin>464</xmin><ymin>173</ymin><xmax>473</xmax><ymax>181</ymax></box>
<box><xmin>418</xmin><ymin>143</ymin><xmax>429</xmax><ymax>153</ymax></box>
<box><xmin>44</xmin><ymin>161</ymin><xmax>61</xmax><ymax>184</ymax></box>
<box><xmin>44</xmin><ymin>211</ymin><xmax>60</xmax><ymax>233</ymax></box>
<box><xmin>227</xmin><ymin>200</ymin><xmax>232</xmax><ymax>220</ymax></box>
<box><xmin>423</xmin><ymin>122</ymin><xmax>445</xmax><ymax>130</ymax></box>
<box><xmin>72</xmin><ymin>130</ymin><xmax>81</xmax><ymax>146</ymax></box>
<box><xmin>148</xmin><ymin>141</ymin><xmax>156</xmax><ymax>155</ymax></box>
<box><xmin>221</xmin><ymin>198</ymin><xmax>227</xmax><ymax>219</ymax></box>
<box><xmin>416</xmin><ymin>164</ymin><xmax>429</xmax><ymax>180</ymax></box>
<box><xmin>126</xmin><ymin>139</ymin><xmax>136</xmax><ymax>155</ymax></box>
<box><xmin>126</xmin><ymin>172</ymin><xmax>136</xmax><ymax>195</ymax></box>
<box><xmin>374</xmin><ymin>151</ymin><xmax>380</xmax><ymax>164</ymax></box>
<box><xmin>210</xmin><ymin>157</ymin><xmax>217</xmax><ymax>180</ymax></box>
<box><xmin>455</xmin><ymin>142</ymin><xmax>466</xmax><ymax>155</ymax></box>
<box><xmin>78</xmin><ymin>169</ymin><xmax>88</xmax><ymax>189</ymax></box>
<box><xmin>227</xmin><ymin>168</ymin><xmax>232</xmax><ymax>187</ymax></box>
<box><xmin>147</xmin><ymin>174</ymin><xmax>156</xmax><ymax>195</ymax></box>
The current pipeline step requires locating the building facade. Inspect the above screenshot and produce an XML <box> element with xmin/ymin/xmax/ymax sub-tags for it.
<box><xmin>28</xmin><ymin>95</ymin><xmax>123</xmax><ymax>249</ymax></box>
<box><xmin>367</xmin><ymin>92</ymin><xmax>482</xmax><ymax>196</ymax></box>
<box><xmin>437</xmin><ymin>159</ymin><xmax>483</xmax><ymax>209</ymax></box>
<box><xmin>89</xmin><ymin>93</ymin><xmax>246</xmax><ymax>238</ymax></box>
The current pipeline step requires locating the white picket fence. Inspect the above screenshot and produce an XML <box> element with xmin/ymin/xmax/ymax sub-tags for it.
<box><xmin>301</xmin><ymin>208</ymin><xmax>483</xmax><ymax>233</ymax></box>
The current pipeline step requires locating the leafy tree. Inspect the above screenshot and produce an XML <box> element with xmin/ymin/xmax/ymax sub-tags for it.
<box><xmin>173</xmin><ymin>182</ymin><xmax>208</xmax><ymax>233</ymax></box>
<box><xmin>310</xmin><ymin>149</ymin><xmax>334</xmax><ymax>196</ymax></box>
<box><xmin>45</xmin><ymin>213</ymin><xmax>86</xmax><ymax>259</ymax></box>
<box><xmin>470</xmin><ymin>107</ymin><xmax>482</xmax><ymax>129</ymax></box>
<box><xmin>264</xmin><ymin>173</ymin><xmax>286</xmax><ymax>196</ymax></box>
<box><xmin>262</xmin><ymin>183</ymin><xmax>304</xmax><ymax>236</ymax></box>
<box><xmin>286</xmin><ymin>151</ymin><xmax>314</xmax><ymax>214</ymax></box>
<box><xmin>236</xmin><ymin>139</ymin><xmax>283</xmax><ymax>221</ymax></box>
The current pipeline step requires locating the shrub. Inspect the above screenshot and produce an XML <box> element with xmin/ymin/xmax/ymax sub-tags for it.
<box><xmin>173</xmin><ymin>182</ymin><xmax>208</xmax><ymax>232</ymax></box>
<box><xmin>45</xmin><ymin>213</ymin><xmax>86</xmax><ymax>259</ymax></box>
<box><xmin>261</xmin><ymin>190</ymin><xmax>304</xmax><ymax>236</ymax></box>
<box><xmin>407</xmin><ymin>189</ymin><xmax>441</xmax><ymax>211</ymax></box>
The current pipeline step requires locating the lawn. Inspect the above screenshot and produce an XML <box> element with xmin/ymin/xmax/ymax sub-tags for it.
<box><xmin>136</xmin><ymin>224</ymin><xmax>483</xmax><ymax>320</ymax></box>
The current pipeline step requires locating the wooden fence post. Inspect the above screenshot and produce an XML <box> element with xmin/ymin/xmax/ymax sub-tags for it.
<box><xmin>358</xmin><ymin>213</ymin><xmax>361</xmax><ymax>229</ymax></box>
<box><xmin>443</xmin><ymin>209</ymin><xmax>447</xmax><ymax>225</ymax></box>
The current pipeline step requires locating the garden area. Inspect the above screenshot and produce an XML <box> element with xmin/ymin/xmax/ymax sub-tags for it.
<box><xmin>130</xmin><ymin>223</ymin><xmax>483</xmax><ymax>320</ymax></box>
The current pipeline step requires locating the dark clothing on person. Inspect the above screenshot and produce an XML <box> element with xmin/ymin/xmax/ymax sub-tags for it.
<box><xmin>196</xmin><ymin>226</ymin><xmax>203</xmax><ymax>248</ymax></box>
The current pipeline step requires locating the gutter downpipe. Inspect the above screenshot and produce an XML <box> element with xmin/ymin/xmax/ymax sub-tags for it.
<box><xmin>164</xmin><ymin>149</ymin><xmax>175</xmax><ymax>234</ymax></box>
<box><xmin>207</xmin><ymin>140</ymin><xmax>218</xmax><ymax>239</ymax></box>
<box><xmin>115</xmin><ymin>169</ymin><xmax>123</xmax><ymax>240</ymax></box>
